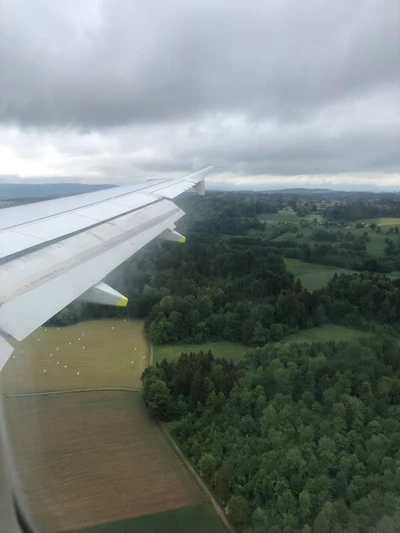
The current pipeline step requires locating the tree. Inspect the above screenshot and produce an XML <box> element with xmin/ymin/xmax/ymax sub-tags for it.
<box><xmin>299</xmin><ymin>490</ymin><xmax>311</xmax><ymax>518</ymax></box>
<box><xmin>198</xmin><ymin>453</ymin><xmax>217</xmax><ymax>480</ymax></box>
<box><xmin>214</xmin><ymin>461</ymin><xmax>234</xmax><ymax>501</ymax></box>
<box><xmin>269</xmin><ymin>323</ymin><xmax>284</xmax><ymax>341</ymax></box>
<box><xmin>252</xmin><ymin>322</ymin><xmax>268</xmax><ymax>346</ymax></box>
<box><xmin>228</xmin><ymin>495</ymin><xmax>250</xmax><ymax>526</ymax></box>
<box><xmin>159</xmin><ymin>295</ymin><xmax>174</xmax><ymax>315</ymax></box>
<box><xmin>313</xmin><ymin>502</ymin><xmax>337</xmax><ymax>533</ymax></box>
<box><xmin>143</xmin><ymin>378</ymin><xmax>171</xmax><ymax>421</ymax></box>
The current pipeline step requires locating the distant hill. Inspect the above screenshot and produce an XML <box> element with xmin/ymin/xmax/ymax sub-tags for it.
<box><xmin>267</xmin><ymin>188</ymin><xmax>390</xmax><ymax>198</ymax></box>
<box><xmin>269</xmin><ymin>188</ymin><xmax>333</xmax><ymax>194</ymax></box>
<box><xmin>0</xmin><ymin>183</ymin><xmax>115</xmax><ymax>203</ymax></box>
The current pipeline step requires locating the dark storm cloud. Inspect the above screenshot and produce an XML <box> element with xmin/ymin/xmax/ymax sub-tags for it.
<box><xmin>1</xmin><ymin>0</ymin><xmax>398</xmax><ymax>127</ymax></box>
<box><xmin>0</xmin><ymin>0</ymin><xmax>399</xmax><ymax>178</ymax></box>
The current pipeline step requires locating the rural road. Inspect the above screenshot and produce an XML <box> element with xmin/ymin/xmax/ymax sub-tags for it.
<box><xmin>159</xmin><ymin>425</ymin><xmax>236</xmax><ymax>533</ymax></box>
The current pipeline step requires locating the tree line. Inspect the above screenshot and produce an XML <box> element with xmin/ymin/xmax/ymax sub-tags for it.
<box><xmin>325</xmin><ymin>198</ymin><xmax>400</xmax><ymax>222</ymax></box>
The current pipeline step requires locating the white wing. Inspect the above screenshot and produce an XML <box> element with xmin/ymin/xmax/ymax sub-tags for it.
<box><xmin>0</xmin><ymin>167</ymin><xmax>211</xmax><ymax>369</ymax></box>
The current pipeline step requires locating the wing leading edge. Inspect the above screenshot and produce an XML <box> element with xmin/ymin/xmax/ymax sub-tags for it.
<box><xmin>0</xmin><ymin>167</ymin><xmax>211</xmax><ymax>369</ymax></box>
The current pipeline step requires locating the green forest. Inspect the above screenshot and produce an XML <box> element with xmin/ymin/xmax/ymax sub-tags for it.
<box><xmin>48</xmin><ymin>190</ymin><xmax>400</xmax><ymax>531</ymax></box>
<box><xmin>142</xmin><ymin>335</ymin><xmax>400</xmax><ymax>532</ymax></box>
<box><xmin>138</xmin><ymin>192</ymin><xmax>400</xmax><ymax>533</ymax></box>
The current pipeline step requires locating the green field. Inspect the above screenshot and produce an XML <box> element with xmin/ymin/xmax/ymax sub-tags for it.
<box><xmin>1</xmin><ymin>320</ymin><xmax>148</xmax><ymax>394</ymax></box>
<box><xmin>274</xmin><ymin>226</ymin><xmax>313</xmax><ymax>243</ymax></box>
<box><xmin>63</xmin><ymin>503</ymin><xmax>227</xmax><ymax>533</ymax></box>
<box><xmin>344</xmin><ymin>226</ymin><xmax>388</xmax><ymax>256</ymax></box>
<box><xmin>359</xmin><ymin>217</ymin><xmax>400</xmax><ymax>227</ymax></box>
<box><xmin>154</xmin><ymin>341</ymin><xmax>248</xmax><ymax>364</ymax></box>
<box><xmin>365</xmin><ymin>231</ymin><xmax>388</xmax><ymax>256</ymax></box>
<box><xmin>273</xmin><ymin>222</ymin><xmax>392</xmax><ymax>257</ymax></box>
<box><xmin>284</xmin><ymin>324</ymin><xmax>371</xmax><ymax>344</ymax></box>
<box><xmin>284</xmin><ymin>258</ymin><xmax>355</xmax><ymax>290</ymax></box>
<box><xmin>260</xmin><ymin>209</ymin><xmax>300</xmax><ymax>222</ymax></box>
<box><xmin>260</xmin><ymin>209</ymin><xmax>323</xmax><ymax>223</ymax></box>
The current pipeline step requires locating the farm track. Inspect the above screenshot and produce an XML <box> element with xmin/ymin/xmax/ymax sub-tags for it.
<box><xmin>159</xmin><ymin>426</ymin><xmax>235</xmax><ymax>533</ymax></box>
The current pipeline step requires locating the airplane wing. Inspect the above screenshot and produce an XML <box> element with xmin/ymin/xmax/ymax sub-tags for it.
<box><xmin>0</xmin><ymin>167</ymin><xmax>212</xmax><ymax>369</ymax></box>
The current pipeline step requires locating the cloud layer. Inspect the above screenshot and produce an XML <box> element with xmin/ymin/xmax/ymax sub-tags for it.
<box><xmin>0</xmin><ymin>0</ymin><xmax>399</xmax><ymax>184</ymax></box>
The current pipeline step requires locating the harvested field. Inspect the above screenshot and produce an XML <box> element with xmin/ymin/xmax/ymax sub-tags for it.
<box><xmin>3</xmin><ymin>391</ymin><xmax>203</xmax><ymax>533</ymax></box>
<box><xmin>1</xmin><ymin>320</ymin><xmax>147</xmax><ymax>394</ymax></box>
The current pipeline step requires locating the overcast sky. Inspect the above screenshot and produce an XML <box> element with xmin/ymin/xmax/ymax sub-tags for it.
<box><xmin>0</xmin><ymin>0</ymin><xmax>399</xmax><ymax>189</ymax></box>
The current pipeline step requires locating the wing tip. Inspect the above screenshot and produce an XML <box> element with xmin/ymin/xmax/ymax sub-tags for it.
<box><xmin>116</xmin><ymin>296</ymin><xmax>128</xmax><ymax>307</ymax></box>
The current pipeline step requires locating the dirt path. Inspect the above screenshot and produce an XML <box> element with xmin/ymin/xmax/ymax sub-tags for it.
<box><xmin>149</xmin><ymin>340</ymin><xmax>154</xmax><ymax>365</ymax></box>
<box><xmin>159</xmin><ymin>425</ymin><xmax>236</xmax><ymax>533</ymax></box>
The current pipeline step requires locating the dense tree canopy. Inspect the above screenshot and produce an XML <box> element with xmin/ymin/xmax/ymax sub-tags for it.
<box><xmin>143</xmin><ymin>335</ymin><xmax>400</xmax><ymax>532</ymax></box>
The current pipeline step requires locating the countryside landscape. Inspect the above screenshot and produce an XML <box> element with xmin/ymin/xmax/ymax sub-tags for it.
<box><xmin>0</xmin><ymin>1</ymin><xmax>398</xmax><ymax>531</ymax></box>
<box><xmin>2</xmin><ymin>189</ymin><xmax>400</xmax><ymax>532</ymax></box>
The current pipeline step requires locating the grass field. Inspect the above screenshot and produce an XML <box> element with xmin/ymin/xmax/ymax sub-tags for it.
<box><xmin>3</xmin><ymin>391</ymin><xmax>218</xmax><ymax>533</ymax></box>
<box><xmin>284</xmin><ymin>258</ymin><xmax>355</xmax><ymax>290</ymax></box>
<box><xmin>64</xmin><ymin>503</ymin><xmax>227</xmax><ymax>533</ymax></box>
<box><xmin>365</xmin><ymin>231</ymin><xmax>388</xmax><ymax>256</ymax></box>
<box><xmin>359</xmin><ymin>217</ymin><xmax>400</xmax><ymax>227</ymax></box>
<box><xmin>0</xmin><ymin>319</ymin><xmax>148</xmax><ymax>394</ymax></box>
<box><xmin>344</xmin><ymin>227</ymin><xmax>388</xmax><ymax>256</ymax></box>
<box><xmin>273</xmin><ymin>223</ymin><xmax>392</xmax><ymax>257</ymax></box>
<box><xmin>284</xmin><ymin>324</ymin><xmax>371</xmax><ymax>344</ymax></box>
<box><xmin>154</xmin><ymin>325</ymin><xmax>369</xmax><ymax>365</ymax></box>
<box><xmin>274</xmin><ymin>226</ymin><xmax>313</xmax><ymax>243</ymax></box>
<box><xmin>260</xmin><ymin>209</ymin><xmax>301</xmax><ymax>222</ymax></box>
<box><xmin>153</xmin><ymin>341</ymin><xmax>248</xmax><ymax>364</ymax></box>
<box><xmin>260</xmin><ymin>209</ymin><xmax>324</xmax><ymax>223</ymax></box>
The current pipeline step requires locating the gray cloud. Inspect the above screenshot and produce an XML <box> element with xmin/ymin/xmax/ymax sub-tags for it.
<box><xmin>0</xmin><ymin>0</ymin><xmax>399</xmax><ymax>180</ymax></box>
